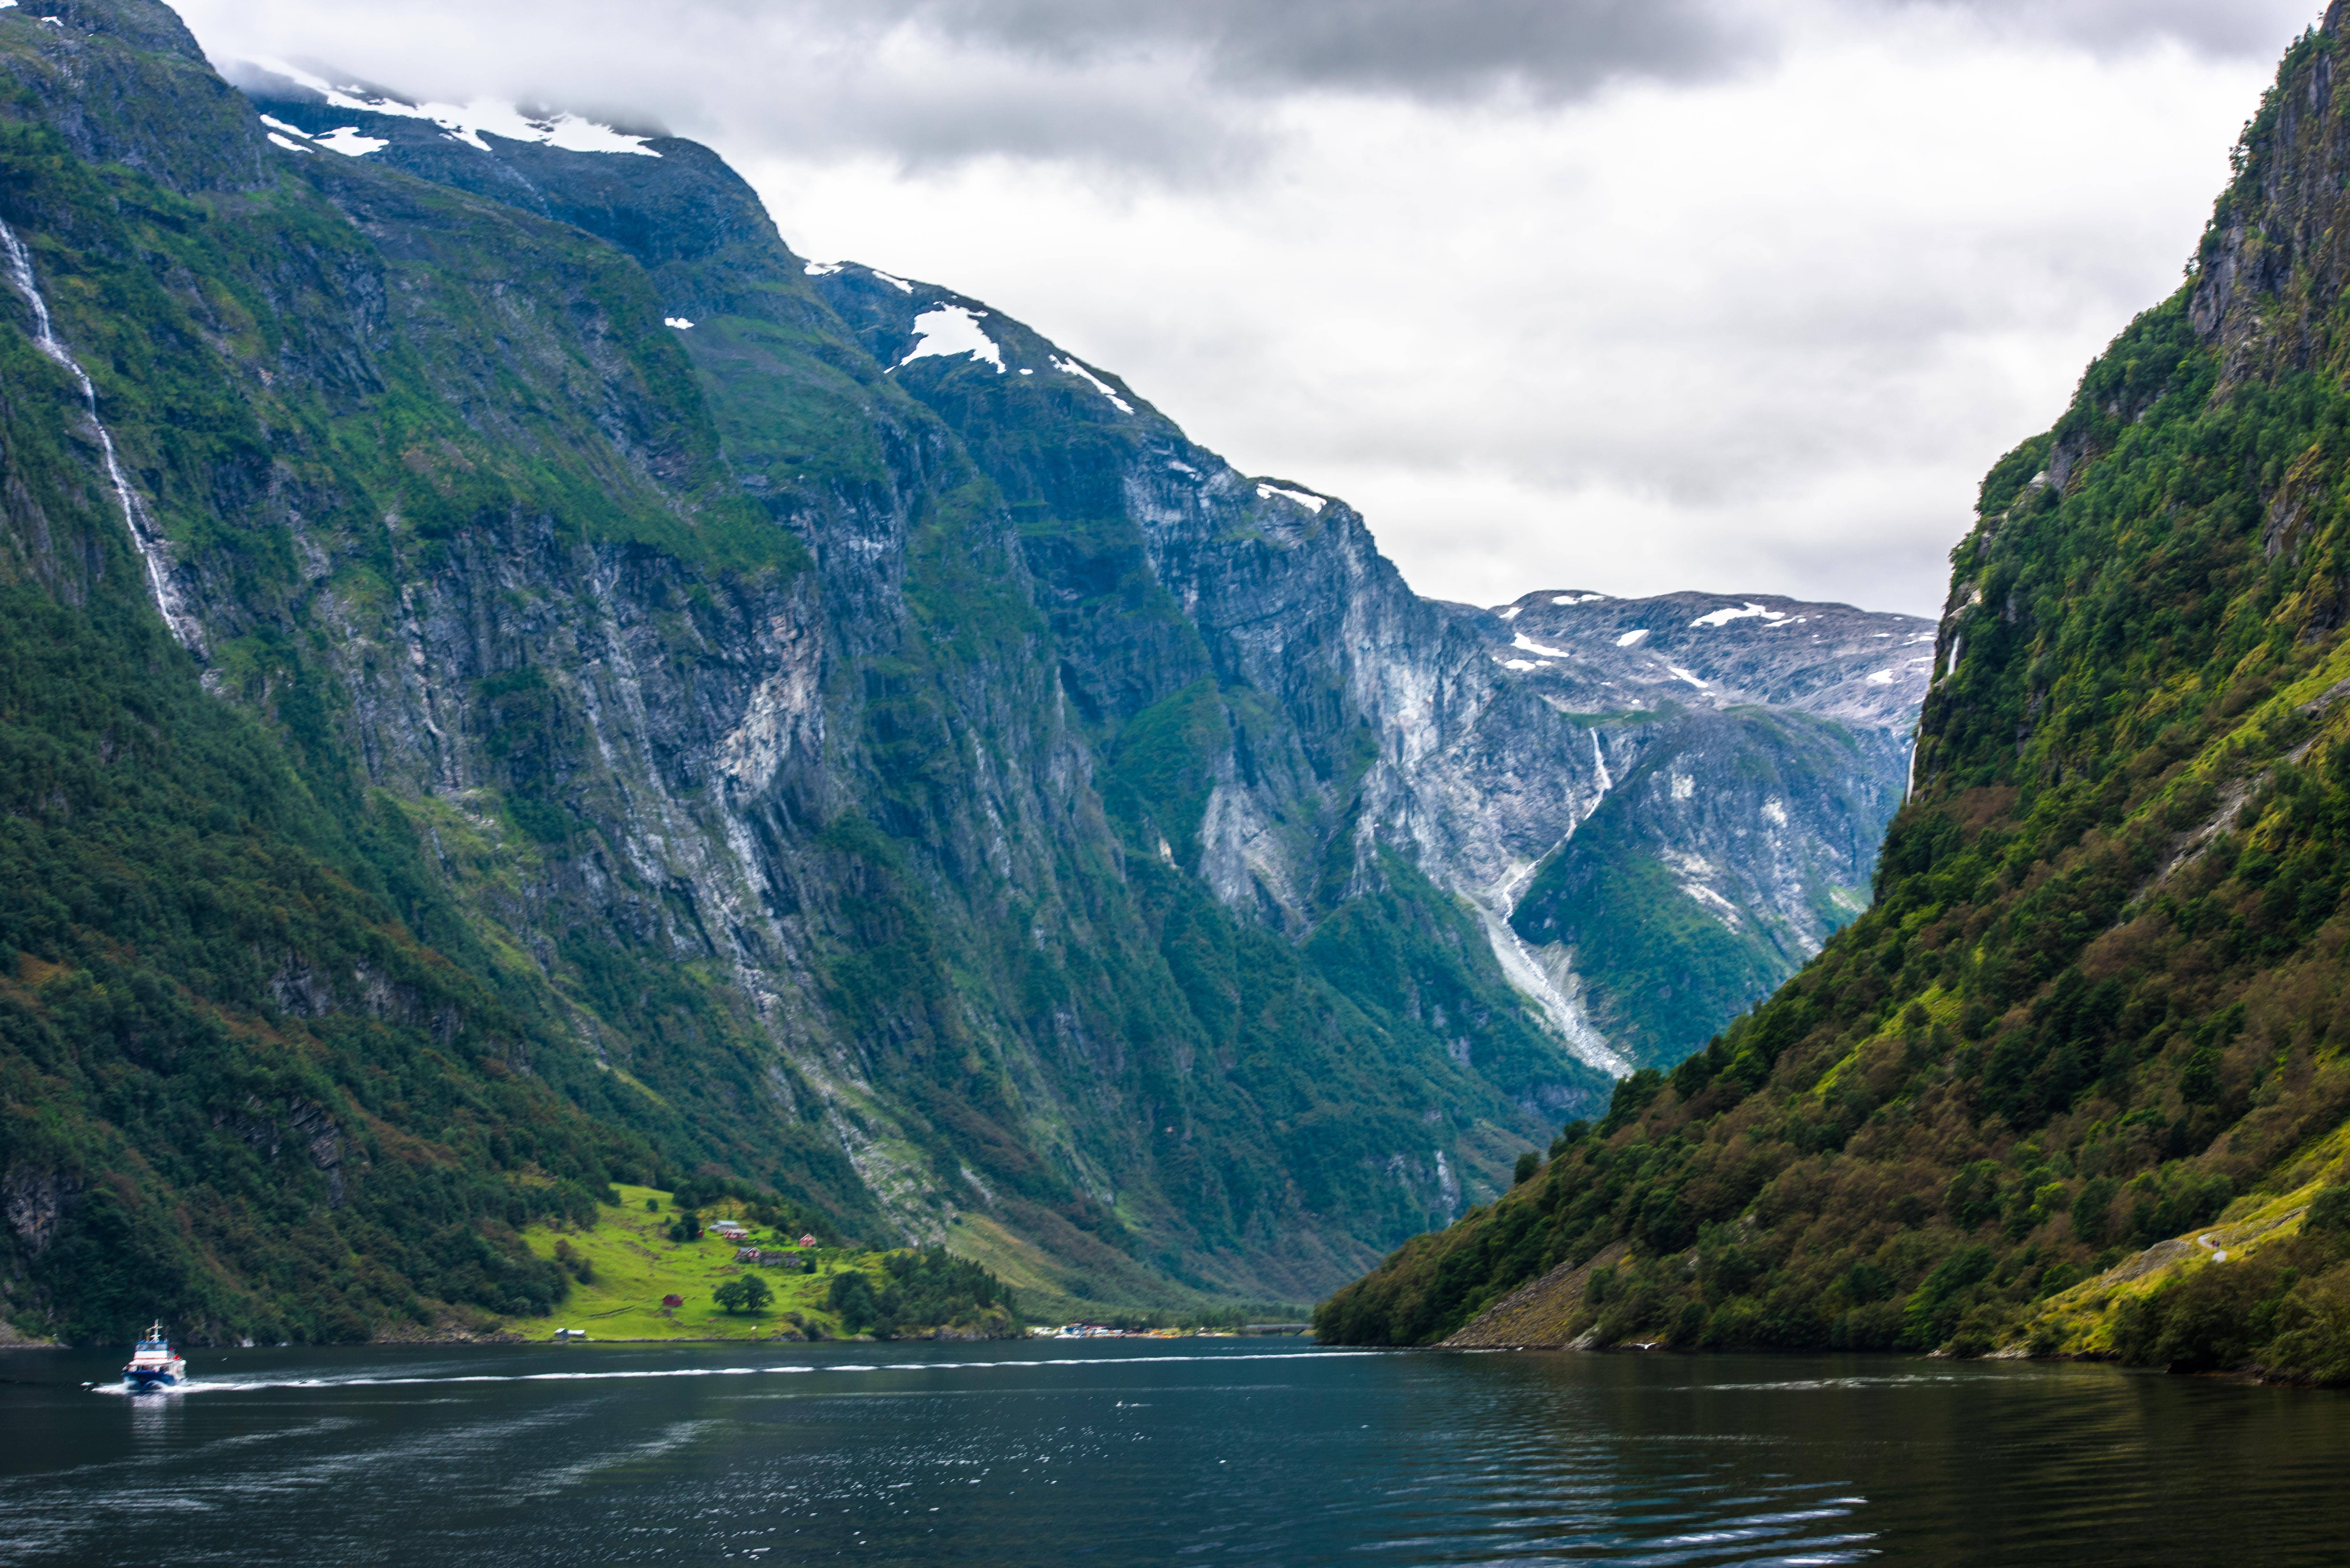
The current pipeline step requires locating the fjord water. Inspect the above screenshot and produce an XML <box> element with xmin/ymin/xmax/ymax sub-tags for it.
<box><xmin>1</xmin><ymin>1341</ymin><xmax>2343</xmax><ymax>1566</ymax></box>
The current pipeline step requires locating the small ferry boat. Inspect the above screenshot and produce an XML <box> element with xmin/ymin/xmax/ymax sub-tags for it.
<box><xmin>122</xmin><ymin>1323</ymin><xmax>187</xmax><ymax>1392</ymax></box>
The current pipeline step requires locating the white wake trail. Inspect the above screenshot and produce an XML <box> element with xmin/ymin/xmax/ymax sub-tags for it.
<box><xmin>88</xmin><ymin>1347</ymin><xmax>1358</xmax><ymax>1397</ymax></box>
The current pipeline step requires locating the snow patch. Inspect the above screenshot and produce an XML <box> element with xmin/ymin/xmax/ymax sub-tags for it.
<box><xmin>1670</xmin><ymin>773</ymin><xmax>1695</xmax><ymax>802</ymax></box>
<box><xmin>314</xmin><ymin>125</ymin><xmax>388</xmax><ymax>156</ymax></box>
<box><xmin>1054</xmin><ymin>356</ymin><xmax>1134</xmax><ymax>414</ymax></box>
<box><xmin>1690</xmin><ymin>601</ymin><xmax>1787</xmax><ymax>629</ymax></box>
<box><xmin>254</xmin><ymin>113</ymin><xmax>383</xmax><ymax>158</ymax></box>
<box><xmin>251</xmin><ymin>60</ymin><xmax>661</xmax><ymax>156</ymax></box>
<box><xmin>1256</xmin><ymin>483</ymin><xmax>1324</xmax><ymax>513</ymax></box>
<box><xmin>894</xmin><ymin>306</ymin><xmax>1004</xmax><ymax>374</ymax></box>
<box><xmin>867</xmin><ymin>268</ymin><xmax>915</xmax><ymax>293</ymax></box>
<box><xmin>1513</xmin><ymin>633</ymin><xmax>1573</xmax><ymax>659</ymax></box>
<box><xmin>803</xmin><ymin>261</ymin><xmax>843</xmax><ymax>277</ymax></box>
<box><xmin>1502</xmin><ymin>659</ymin><xmax>1543</xmax><ymax>672</ymax></box>
<box><xmin>1762</xmin><ymin>797</ymin><xmax>1788</xmax><ymax>828</ymax></box>
<box><xmin>1664</xmin><ymin>663</ymin><xmax>1709</xmax><ymax>689</ymax></box>
<box><xmin>1614</xmin><ymin>628</ymin><xmax>1649</xmax><ymax>648</ymax></box>
<box><xmin>1553</xmin><ymin>593</ymin><xmax>1608</xmax><ymax>606</ymax></box>
<box><xmin>1498</xmin><ymin>605</ymin><xmax>1523</xmax><ymax>621</ymax></box>
<box><xmin>663</xmin><ymin>317</ymin><xmax>695</xmax><ymax>330</ymax></box>
<box><xmin>1866</xmin><ymin>669</ymin><xmax>1895</xmax><ymax>685</ymax></box>
<box><xmin>266</xmin><ymin>131</ymin><xmax>313</xmax><ymax>154</ymax></box>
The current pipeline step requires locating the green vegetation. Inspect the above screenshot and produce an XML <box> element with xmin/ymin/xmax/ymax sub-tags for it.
<box><xmin>517</xmin><ymin>1187</ymin><xmax>1019</xmax><ymax>1340</ymax></box>
<box><xmin>0</xmin><ymin>370</ymin><xmax>644</xmax><ymax>1344</ymax></box>
<box><xmin>712</xmin><ymin>1274</ymin><xmax>771</xmax><ymax>1315</ymax></box>
<box><xmin>1319</xmin><ymin>25</ymin><xmax>2350</xmax><ymax>1383</ymax></box>
<box><xmin>0</xmin><ymin>21</ymin><xmax>850</xmax><ymax>1342</ymax></box>
<box><xmin>826</xmin><ymin>1246</ymin><xmax>1020</xmax><ymax>1339</ymax></box>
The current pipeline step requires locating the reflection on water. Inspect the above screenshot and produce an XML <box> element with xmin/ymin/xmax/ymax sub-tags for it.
<box><xmin>2</xmin><ymin>1340</ymin><xmax>2345</xmax><ymax>1565</ymax></box>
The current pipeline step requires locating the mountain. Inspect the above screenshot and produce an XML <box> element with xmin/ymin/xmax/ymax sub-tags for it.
<box><xmin>0</xmin><ymin>0</ymin><xmax>1920</xmax><ymax>1341</ymax></box>
<box><xmin>1318</xmin><ymin>16</ymin><xmax>2350</xmax><ymax>1384</ymax></box>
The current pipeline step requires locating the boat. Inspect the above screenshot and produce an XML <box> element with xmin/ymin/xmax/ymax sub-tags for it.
<box><xmin>122</xmin><ymin>1323</ymin><xmax>187</xmax><ymax>1392</ymax></box>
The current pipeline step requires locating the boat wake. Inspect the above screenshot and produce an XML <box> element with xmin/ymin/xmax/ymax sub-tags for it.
<box><xmin>87</xmin><ymin>1347</ymin><xmax>1357</xmax><ymax>1397</ymax></box>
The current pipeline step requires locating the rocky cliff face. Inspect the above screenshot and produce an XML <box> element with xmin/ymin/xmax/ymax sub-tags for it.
<box><xmin>0</xmin><ymin>0</ymin><xmax>1923</xmax><ymax>1325</ymax></box>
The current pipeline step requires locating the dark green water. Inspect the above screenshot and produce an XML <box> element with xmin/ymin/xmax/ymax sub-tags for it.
<box><xmin>1</xmin><ymin>1339</ymin><xmax>2344</xmax><ymax>1565</ymax></box>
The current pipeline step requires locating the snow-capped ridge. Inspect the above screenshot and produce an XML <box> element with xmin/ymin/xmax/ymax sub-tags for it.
<box><xmin>1054</xmin><ymin>356</ymin><xmax>1134</xmax><ymax>415</ymax></box>
<box><xmin>247</xmin><ymin>59</ymin><xmax>663</xmax><ymax>158</ymax></box>
<box><xmin>1255</xmin><ymin>482</ymin><xmax>1323</xmax><ymax>513</ymax></box>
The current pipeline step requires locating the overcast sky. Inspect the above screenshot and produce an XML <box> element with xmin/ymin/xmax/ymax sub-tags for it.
<box><xmin>175</xmin><ymin>0</ymin><xmax>2320</xmax><ymax>617</ymax></box>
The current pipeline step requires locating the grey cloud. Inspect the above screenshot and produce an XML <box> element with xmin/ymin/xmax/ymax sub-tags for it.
<box><xmin>899</xmin><ymin>0</ymin><xmax>1765</xmax><ymax>99</ymax></box>
<box><xmin>183</xmin><ymin>0</ymin><xmax>1777</xmax><ymax>181</ymax></box>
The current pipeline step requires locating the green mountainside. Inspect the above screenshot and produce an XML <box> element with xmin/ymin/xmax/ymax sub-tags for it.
<box><xmin>0</xmin><ymin>0</ymin><xmax>1921</xmax><ymax>1342</ymax></box>
<box><xmin>1318</xmin><ymin>16</ymin><xmax>2350</xmax><ymax>1381</ymax></box>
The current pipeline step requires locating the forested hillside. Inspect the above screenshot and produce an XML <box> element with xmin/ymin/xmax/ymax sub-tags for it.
<box><xmin>0</xmin><ymin>180</ymin><xmax>656</xmax><ymax>1345</ymax></box>
<box><xmin>1319</xmin><ymin>17</ymin><xmax>2350</xmax><ymax>1382</ymax></box>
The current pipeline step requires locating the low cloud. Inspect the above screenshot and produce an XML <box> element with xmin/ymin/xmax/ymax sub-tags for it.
<box><xmin>170</xmin><ymin>0</ymin><xmax>2311</xmax><ymax>615</ymax></box>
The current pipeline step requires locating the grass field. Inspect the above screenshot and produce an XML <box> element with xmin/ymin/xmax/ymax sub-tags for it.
<box><xmin>518</xmin><ymin>1185</ymin><xmax>878</xmax><ymax>1341</ymax></box>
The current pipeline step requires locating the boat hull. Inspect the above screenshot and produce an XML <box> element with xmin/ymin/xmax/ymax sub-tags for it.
<box><xmin>123</xmin><ymin>1360</ymin><xmax>186</xmax><ymax>1392</ymax></box>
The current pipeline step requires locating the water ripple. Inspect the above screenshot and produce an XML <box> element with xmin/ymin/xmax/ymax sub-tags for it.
<box><xmin>3</xmin><ymin>1344</ymin><xmax>2346</xmax><ymax>1565</ymax></box>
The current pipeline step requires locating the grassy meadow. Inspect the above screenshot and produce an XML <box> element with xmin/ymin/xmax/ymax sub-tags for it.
<box><xmin>518</xmin><ymin>1185</ymin><xmax>876</xmax><ymax>1341</ymax></box>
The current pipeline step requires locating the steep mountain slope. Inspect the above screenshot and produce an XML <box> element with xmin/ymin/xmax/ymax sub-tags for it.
<box><xmin>0</xmin><ymin>0</ymin><xmax>1922</xmax><ymax>1339</ymax></box>
<box><xmin>1319</xmin><ymin>17</ymin><xmax>2350</xmax><ymax>1383</ymax></box>
<box><xmin>0</xmin><ymin>18</ymin><xmax>659</xmax><ymax>1345</ymax></box>
<box><xmin>810</xmin><ymin>266</ymin><xmax>1929</xmax><ymax>1075</ymax></box>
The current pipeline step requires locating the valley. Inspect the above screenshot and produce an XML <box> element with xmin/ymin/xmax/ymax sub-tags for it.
<box><xmin>0</xmin><ymin>0</ymin><xmax>1921</xmax><ymax>1340</ymax></box>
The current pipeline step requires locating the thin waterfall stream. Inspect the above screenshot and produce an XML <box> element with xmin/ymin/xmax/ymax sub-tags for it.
<box><xmin>1475</xmin><ymin>727</ymin><xmax>1629</xmax><ymax>1077</ymax></box>
<box><xmin>0</xmin><ymin>217</ymin><xmax>206</xmax><ymax>655</ymax></box>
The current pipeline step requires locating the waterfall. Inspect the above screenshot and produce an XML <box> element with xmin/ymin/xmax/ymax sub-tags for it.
<box><xmin>0</xmin><ymin>218</ymin><xmax>206</xmax><ymax>654</ymax></box>
<box><xmin>1472</xmin><ymin>901</ymin><xmax>1630</xmax><ymax>1077</ymax></box>
<box><xmin>1472</xmin><ymin>724</ymin><xmax>1632</xmax><ymax>1078</ymax></box>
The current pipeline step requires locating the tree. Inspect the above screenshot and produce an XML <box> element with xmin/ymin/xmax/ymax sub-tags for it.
<box><xmin>713</xmin><ymin>1275</ymin><xmax>772</xmax><ymax>1315</ymax></box>
<box><xmin>1513</xmin><ymin>1152</ymin><xmax>1539</xmax><ymax>1186</ymax></box>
